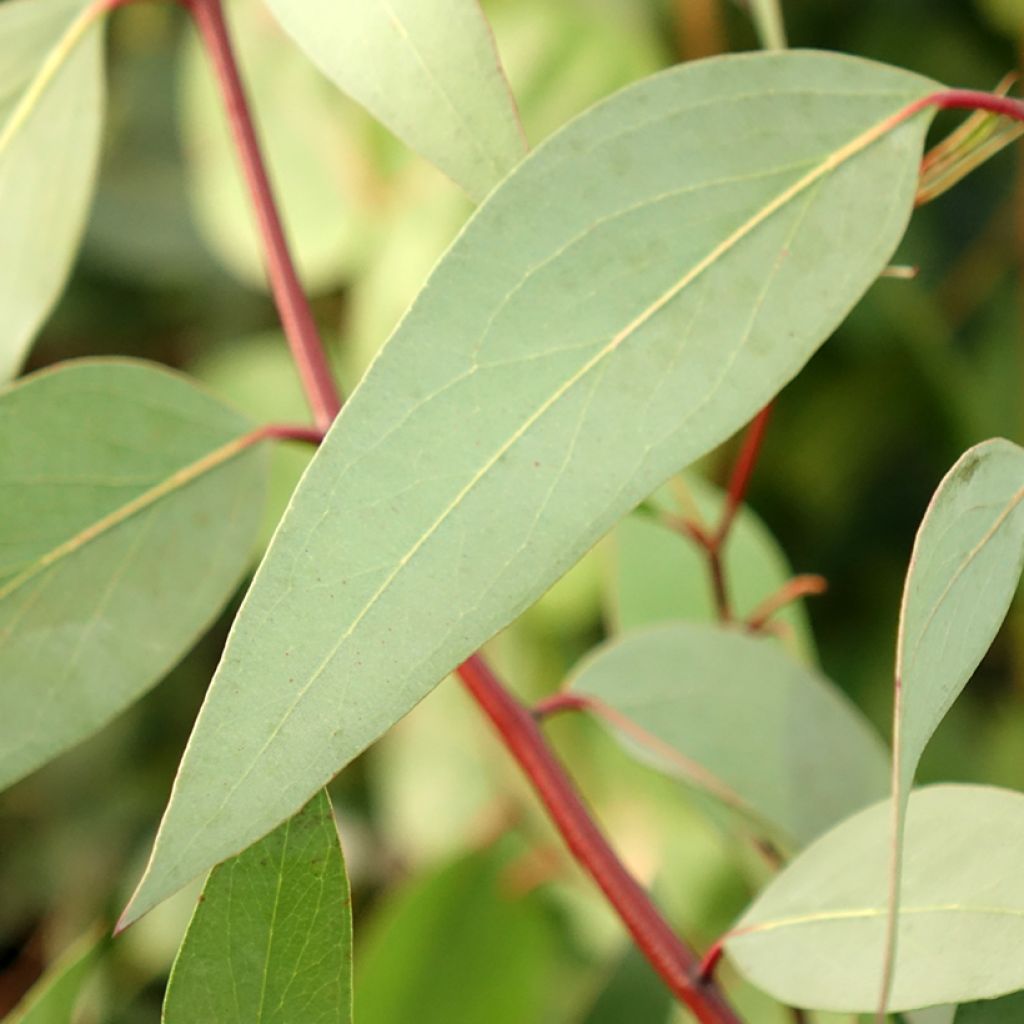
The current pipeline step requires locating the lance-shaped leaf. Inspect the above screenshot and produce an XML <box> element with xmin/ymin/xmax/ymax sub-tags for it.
<box><xmin>263</xmin><ymin>0</ymin><xmax>526</xmax><ymax>201</ymax></box>
<box><xmin>163</xmin><ymin>790</ymin><xmax>352</xmax><ymax>1024</ymax></box>
<box><xmin>0</xmin><ymin>360</ymin><xmax>267</xmax><ymax>791</ymax></box>
<box><xmin>0</xmin><ymin>0</ymin><xmax>105</xmax><ymax>381</ymax></box>
<box><xmin>6</xmin><ymin>929</ymin><xmax>102</xmax><ymax>1024</ymax></box>
<box><xmin>569</xmin><ymin>623</ymin><xmax>888</xmax><ymax>849</ymax></box>
<box><xmin>121</xmin><ymin>51</ymin><xmax>937</xmax><ymax>925</ymax></box>
<box><xmin>881</xmin><ymin>439</ymin><xmax>1024</xmax><ymax>1007</ymax></box>
<box><xmin>726</xmin><ymin>785</ymin><xmax>1024</xmax><ymax>1012</ymax></box>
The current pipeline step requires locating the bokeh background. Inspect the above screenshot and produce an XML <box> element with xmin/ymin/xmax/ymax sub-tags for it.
<box><xmin>3</xmin><ymin>0</ymin><xmax>1023</xmax><ymax>1021</ymax></box>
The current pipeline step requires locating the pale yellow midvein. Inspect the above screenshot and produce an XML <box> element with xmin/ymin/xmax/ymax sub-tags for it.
<box><xmin>730</xmin><ymin>902</ymin><xmax>1024</xmax><ymax>941</ymax></box>
<box><xmin>0</xmin><ymin>2</ymin><xmax>104</xmax><ymax>161</ymax></box>
<box><xmin>214</xmin><ymin>97</ymin><xmax>932</xmax><ymax>811</ymax></box>
<box><xmin>0</xmin><ymin>431</ymin><xmax>259</xmax><ymax>604</ymax></box>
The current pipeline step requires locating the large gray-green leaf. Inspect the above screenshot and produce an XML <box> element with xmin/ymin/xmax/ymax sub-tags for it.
<box><xmin>569</xmin><ymin>622</ymin><xmax>888</xmax><ymax>849</ymax></box>
<box><xmin>0</xmin><ymin>360</ymin><xmax>267</xmax><ymax>791</ymax></box>
<box><xmin>607</xmin><ymin>474</ymin><xmax>814</xmax><ymax>661</ymax></box>
<box><xmin>954</xmin><ymin>993</ymin><xmax>1024</xmax><ymax>1021</ymax></box>
<box><xmin>121</xmin><ymin>51</ymin><xmax>937</xmax><ymax>925</ymax></box>
<box><xmin>180</xmin><ymin>0</ymin><xmax>375</xmax><ymax>292</ymax></box>
<box><xmin>726</xmin><ymin>785</ymin><xmax>1024</xmax><ymax>1012</ymax></box>
<box><xmin>882</xmin><ymin>440</ymin><xmax>1024</xmax><ymax>1007</ymax></box>
<box><xmin>356</xmin><ymin>847</ymin><xmax>556</xmax><ymax>1024</ymax></box>
<box><xmin>163</xmin><ymin>790</ymin><xmax>351</xmax><ymax>1024</ymax></box>
<box><xmin>0</xmin><ymin>0</ymin><xmax>105</xmax><ymax>381</ymax></box>
<box><xmin>6</xmin><ymin>929</ymin><xmax>101</xmax><ymax>1024</ymax></box>
<box><xmin>263</xmin><ymin>0</ymin><xmax>526</xmax><ymax>201</ymax></box>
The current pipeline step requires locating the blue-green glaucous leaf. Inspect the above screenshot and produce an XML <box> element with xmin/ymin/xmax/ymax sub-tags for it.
<box><xmin>0</xmin><ymin>0</ymin><xmax>105</xmax><ymax>380</ymax></box>
<box><xmin>121</xmin><ymin>51</ymin><xmax>938</xmax><ymax>925</ymax></box>
<box><xmin>0</xmin><ymin>360</ymin><xmax>267</xmax><ymax>791</ymax></box>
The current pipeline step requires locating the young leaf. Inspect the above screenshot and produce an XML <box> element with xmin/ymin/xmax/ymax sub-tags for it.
<box><xmin>6</xmin><ymin>929</ymin><xmax>101</xmax><ymax>1024</ymax></box>
<box><xmin>568</xmin><ymin>622</ymin><xmax>888</xmax><ymax>849</ymax></box>
<box><xmin>725</xmin><ymin>785</ymin><xmax>1024</xmax><ymax>1012</ymax></box>
<box><xmin>607</xmin><ymin>474</ymin><xmax>814</xmax><ymax>661</ymax></box>
<box><xmin>121</xmin><ymin>51</ymin><xmax>937</xmax><ymax>925</ymax></box>
<box><xmin>355</xmin><ymin>848</ymin><xmax>556</xmax><ymax>1024</ymax></box>
<box><xmin>954</xmin><ymin>992</ymin><xmax>1024</xmax><ymax>1021</ymax></box>
<box><xmin>163</xmin><ymin>790</ymin><xmax>352</xmax><ymax>1024</ymax></box>
<box><xmin>882</xmin><ymin>439</ymin><xmax>1024</xmax><ymax>1005</ymax></box>
<box><xmin>263</xmin><ymin>0</ymin><xmax>527</xmax><ymax>201</ymax></box>
<box><xmin>0</xmin><ymin>360</ymin><xmax>267</xmax><ymax>791</ymax></box>
<box><xmin>0</xmin><ymin>0</ymin><xmax>105</xmax><ymax>381</ymax></box>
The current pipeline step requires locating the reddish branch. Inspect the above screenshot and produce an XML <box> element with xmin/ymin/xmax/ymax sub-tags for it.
<box><xmin>182</xmin><ymin>0</ymin><xmax>342</xmax><ymax>431</ymax></box>
<box><xmin>457</xmin><ymin>655</ymin><xmax>742</xmax><ymax>1024</ymax></box>
<box><xmin>182</xmin><ymin>0</ymin><xmax>742</xmax><ymax>1017</ymax></box>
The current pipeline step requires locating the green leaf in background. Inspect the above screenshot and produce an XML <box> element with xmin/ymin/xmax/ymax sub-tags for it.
<box><xmin>0</xmin><ymin>360</ymin><xmax>267</xmax><ymax>791</ymax></box>
<box><xmin>163</xmin><ymin>790</ymin><xmax>351</xmax><ymax>1024</ymax></box>
<box><xmin>607</xmin><ymin>474</ymin><xmax>814</xmax><ymax>662</ymax></box>
<box><xmin>180</xmin><ymin>0</ymin><xmax>377</xmax><ymax>293</ymax></box>
<box><xmin>0</xmin><ymin>0</ymin><xmax>105</xmax><ymax>380</ymax></box>
<box><xmin>975</xmin><ymin>0</ymin><xmax>1024</xmax><ymax>37</ymax></box>
<box><xmin>581</xmin><ymin>946</ymin><xmax>672</xmax><ymax>1024</ymax></box>
<box><xmin>726</xmin><ymin>785</ymin><xmax>1024</xmax><ymax>1012</ymax></box>
<box><xmin>5</xmin><ymin>929</ymin><xmax>101</xmax><ymax>1024</ymax></box>
<box><xmin>569</xmin><ymin>622</ymin><xmax>888</xmax><ymax>849</ymax></box>
<box><xmin>953</xmin><ymin>992</ymin><xmax>1024</xmax><ymax>1021</ymax></box>
<box><xmin>355</xmin><ymin>847</ymin><xmax>556</xmax><ymax>1024</ymax></box>
<box><xmin>120</xmin><ymin>52</ymin><xmax>937</xmax><ymax>925</ymax></box>
<box><xmin>263</xmin><ymin>0</ymin><xmax>527</xmax><ymax>201</ymax></box>
<box><xmin>882</xmin><ymin>439</ymin><xmax>1024</xmax><ymax>1005</ymax></box>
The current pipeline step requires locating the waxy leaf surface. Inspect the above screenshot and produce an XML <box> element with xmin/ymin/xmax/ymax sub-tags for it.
<box><xmin>264</xmin><ymin>0</ymin><xmax>526</xmax><ymax>200</ymax></box>
<box><xmin>0</xmin><ymin>361</ymin><xmax>267</xmax><ymax>791</ymax></box>
<box><xmin>0</xmin><ymin>0</ymin><xmax>104</xmax><ymax>380</ymax></box>
<box><xmin>882</xmin><ymin>439</ymin><xmax>1024</xmax><ymax>1007</ymax></box>
<box><xmin>727</xmin><ymin>785</ymin><xmax>1024</xmax><ymax>1012</ymax></box>
<box><xmin>123</xmin><ymin>51</ymin><xmax>936</xmax><ymax>924</ymax></box>
<box><xmin>569</xmin><ymin>622</ymin><xmax>888</xmax><ymax>848</ymax></box>
<box><xmin>163</xmin><ymin>790</ymin><xmax>351</xmax><ymax>1024</ymax></box>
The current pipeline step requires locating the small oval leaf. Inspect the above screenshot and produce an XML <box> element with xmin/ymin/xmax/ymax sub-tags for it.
<box><xmin>727</xmin><ymin>785</ymin><xmax>1024</xmax><ymax>1013</ymax></box>
<box><xmin>569</xmin><ymin>622</ymin><xmax>888</xmax><ymax>849</ymax></box>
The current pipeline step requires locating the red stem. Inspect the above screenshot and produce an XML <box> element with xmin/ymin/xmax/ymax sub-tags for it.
<box><xmin>715</xmin><ymin>403</ymin><xmax>773</xmax><ymax>548</ymax></box>
<box><xmin>456</xmin><ymin>655</ymin><xmax>741</xmax><ymax>1024</ymax></box>
<box><xmin>183</xmin><ymin>0</ymin><xmax>342</xmax><ymax>431</ymax></box>
<box><xmin>253</xmin><ymin>422</ymin><xmax>326</xmax><ymax>447</ymax></box>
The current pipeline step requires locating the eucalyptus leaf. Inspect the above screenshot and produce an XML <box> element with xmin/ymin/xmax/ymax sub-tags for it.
<box><xmin>0</xmin><ymin>0</ymin><xmax>105</xmax><ymax>380</ymax></box>
<box><xmin>121</xmin><ymin>51</ymin><xmax>937</xmax><ymax>925</ymax></box>
<box><xmin>163</xmin><ymin>790</ymin><xmax>352</xmax><ymax>1024</ymax></box>
<box><xmin>727</xmin><ymin>785</ymin><xmax>1024</xmax><ymax>1012</ymax></box>
<box><xmin>263</xmin><ymin>0</ymin><xmax>527</xmax><ymax>201</ymax></box>
<box><xmin>6</xmin><ymin>929</ymin><xmax>101</xmax><ymax>1024</ymax></box>
<box><xmin>569</xmin><ymin>622</ymin><xmax>888</xmax><ymax>848</ymax></box>
<box><xmin>0</xmin><ymin>360</ymin><xmax>267</xmax><ymax>791</ymax></box>
<box><xmin>582</xmin><ymin>947</ymin><xmax>673</xmax><ymax>1024</ymax></box>
<box><xmin>882</xmin><ymin>439</ymin><xmax>1024</xmax><ymax>1006</ymax></box>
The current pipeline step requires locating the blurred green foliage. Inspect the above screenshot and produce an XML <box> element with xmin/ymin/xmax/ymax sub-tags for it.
<box><xmin>3</xmin><ymin>0</ymin><xmax>1023</xmax><ymax>1020</ymax></box>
